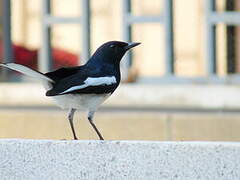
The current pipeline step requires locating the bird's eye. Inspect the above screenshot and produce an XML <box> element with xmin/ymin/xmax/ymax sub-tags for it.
<box><xmin>110</xmin><ymin>45</ymin><xmax>115</xmax><ymax>48</ymax></box>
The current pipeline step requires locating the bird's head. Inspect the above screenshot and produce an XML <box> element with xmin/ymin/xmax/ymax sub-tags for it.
<box><xmin>91</xmin><ymin>41</ymin><xmax>141</xmax><ymax>64</ymax></box>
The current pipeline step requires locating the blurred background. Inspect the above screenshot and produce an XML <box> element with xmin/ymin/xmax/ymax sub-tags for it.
<box><xmin>0</xmin><ymin>0</ymin><xmax>240</xmax><ymax>141</ymax></box>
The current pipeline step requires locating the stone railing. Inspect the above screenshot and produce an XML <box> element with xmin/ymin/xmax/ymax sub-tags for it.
<box><xmin>0</xmin><ymin>139</ymin><xmax>239</xmax><ymax>179</ymax></box>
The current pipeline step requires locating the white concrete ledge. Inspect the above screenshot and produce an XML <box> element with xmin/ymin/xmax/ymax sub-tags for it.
<box><xmin>0</xmin><ymin>140</ymin><xmax>239</xmax><ymax>179</ymax></box>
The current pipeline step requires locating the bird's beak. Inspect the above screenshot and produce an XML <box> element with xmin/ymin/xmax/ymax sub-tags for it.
<box><xmin>124</xmin><ymin>42</ymin><xmax>141</xmax><ymax>51</ymax></box>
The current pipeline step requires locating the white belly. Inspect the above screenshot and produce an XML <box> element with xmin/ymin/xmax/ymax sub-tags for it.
<box><xmin>51</xmin><ymin>93</ymin><xmax>110</xmax><ymax>111</ymax></box>
<box><xmin>42</xmin><ymin>81</ymin><xmax>110</xmax><ymax>111</ymax></box>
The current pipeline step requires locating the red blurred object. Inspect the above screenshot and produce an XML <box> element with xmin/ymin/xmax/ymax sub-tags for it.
<box><xmin>51</xmin><ymin>48</ymin><xmax>79</xmax><ymax>69</ymax></box>
<box><xmin>0</xmin><ymin>42</ymin><xmax>79</xmax><ymax>70</ymax></box>
<box><xmin>14</xmin><ymin>45</ymin><xmax>38</xmax><ymax>69</ymax></box>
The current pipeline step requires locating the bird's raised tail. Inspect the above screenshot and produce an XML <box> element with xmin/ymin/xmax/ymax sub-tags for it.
<box><xmin>0</xmin><ymin>63</ymin><xmax>54</xmax><ymax>83</ymax></box>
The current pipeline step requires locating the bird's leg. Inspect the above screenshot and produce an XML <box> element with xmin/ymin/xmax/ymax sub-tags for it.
<box><xmin>68</xmin><ymin>108</ymin><xmax>78</xmax><ymax>140</ymax></box>
<box><xmin>88</xmin><ymin>111</ymin><xmax>104</xmax><ymax>140</ymax></box>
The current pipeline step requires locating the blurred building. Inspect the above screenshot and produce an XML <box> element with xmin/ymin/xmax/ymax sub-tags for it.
<box><xmin>0</xmin><ymin>0</ymin><xmax>240</xmax><ymax>78</ymax></box>
<box><xmin>0</xmin><ymin>0</ymin><xmax>240</xmax><ymax>141</ymax></box>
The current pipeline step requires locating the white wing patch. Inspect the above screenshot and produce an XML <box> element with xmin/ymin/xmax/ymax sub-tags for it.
<box><xmin>59</xmin><ymin>76</ymin><xmax>117</xmax><ymax>94</ymax></box>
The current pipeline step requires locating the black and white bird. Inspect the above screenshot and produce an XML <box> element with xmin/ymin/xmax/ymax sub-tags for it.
<box><xmin>0</xmin><ymin>41</ymin><xmax>140</xmax><ymax>140</ymax></box>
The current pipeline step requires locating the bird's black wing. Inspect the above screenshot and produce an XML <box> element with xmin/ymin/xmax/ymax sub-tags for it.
<box><xmin>46</xmin><ymin>66</ymin><xmax>119</xmax><ymax>96</ymax></box>
<box><xmin>45</xmin><ymin>66</ymin><xmax>82</xmax><ymax>82</ymax></box>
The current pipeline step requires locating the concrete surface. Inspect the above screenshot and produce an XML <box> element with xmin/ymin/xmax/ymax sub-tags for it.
<box><xmin>0</xmin><ymin>140</ymin><xmax>239</xmax><ymax>180</ymax></box>
<box><xmin>1</xmin><ymin>83</ymin><xmax>240</xmax><ymax>109</ymax></box>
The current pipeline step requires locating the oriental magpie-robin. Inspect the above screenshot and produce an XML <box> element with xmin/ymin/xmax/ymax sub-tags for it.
<box><xmin>0</xmin><ymin>41</ymin><xmax>140</xmax><ymax>140</ymax></box>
